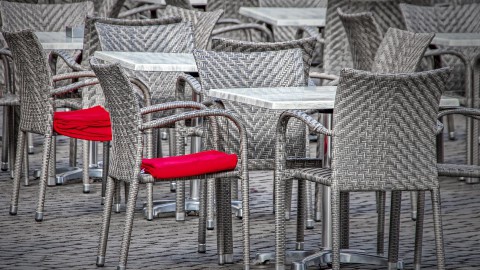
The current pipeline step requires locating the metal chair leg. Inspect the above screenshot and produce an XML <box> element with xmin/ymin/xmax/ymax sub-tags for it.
<box><xmin>388</xmin><ymin>191</ymin><xmax>402</xmax><ymax>270</ymax></box>
<box><xmin>414</xmin><ymin>191</ymin><xmax>425</xmax><ymax>270</ymax></box>
<box><xmin>296</xmin><ymin>179</ymin><xmax>306</xmax><ymax>250</ymax></box>
<box><xmin>82</xmin><ymin>140</ymin><xmax>90</xmax><ymax>193</ymax></box>
<box><xmin>305</xmin><ymin>181</ymin><xmax>315</xmax><ymax>229</ymax></box>
<box><xmin>117</xmin><ymin>180</ymin><xmax>140</xmax><ymax>270</ymax></box>
<box><xmin>96</xmin><ymin>176</ymin><xmax>115</xmax><ymax>267</ymax></box>
<box><xmin>431</xmin><ymin>189</ymin><xmax>446</xmax><ymax>270</ymax></box>
<box><xmin>447</xmin><ymin>114</ymin><xmax>455</xmax><ymax>140</ymax></box>
<box><xmin>27</xmin><ymin>132</ymin><xmax>34</xmax><ymax>154</ymax></box>
<box><xmin>377</xmin><ymin>191</ymin><xmax>386</xmax><ymax>256</ymax></box>
<box><xmin>198</xmin><ymin>178</ymin><xmax>208</xmax><ymax>253</ymax></box>
<box><xmin>101</xmin><ymin>141</ymin><xmax>110</xmax><ymax>205</ymax></box>
<box><xmin>207</xmin><ymin>178</ymin><xmax>215</xmax><ymax>229</ymax></box>
<box><xmin>2</xmin><ymin>106</ymin><xmax>9</xmax><ymax>171</ymax></box>
<box><xmin>114</xmin><ymin>179</ymin><xmax>121</xmax><ymax>213</ymax></box>
<box><xmin>410</xmin><ymin>191</ymin><xmax>418</xmax><ymax>221</ymax></box>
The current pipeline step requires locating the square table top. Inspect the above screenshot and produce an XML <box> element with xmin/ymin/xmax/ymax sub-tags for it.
<box><xmin>94</xmin><ymin>51</ymin><xmax>197</xmax><ymax>72</ymax></box>
<box><xmin>35</xmin><ymin>32</ymin><xmax>83</xmax><ymax>50</ymax></box>
<box><xmin>238</xmin><ymin>7</ymin><xmax>326</xmax><ymax>27</ymax></box>
<box><xmin>132</xmin><ymin>0</ymin><xmax>207</xmax><ymax>5</ymax></box>
<box><xmin>209</xmin><ymin>86</ymin><xmax>460</xmax><ymax>110</ymax></box>
<box><xmin>432</xmin><ymin>33</ymin><xmax>480</xmax><ymax>47</ymax></box>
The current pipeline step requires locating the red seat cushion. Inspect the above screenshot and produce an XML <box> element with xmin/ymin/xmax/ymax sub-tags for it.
<box><xmin>53</xmin><ymin>105</ymin><xmax>112</xmax><ymax>141</ymax></box>
<box><xmin>141</xmin><ymin>150</ymin><xmax>238</xmax><ymax>179</ymax></box>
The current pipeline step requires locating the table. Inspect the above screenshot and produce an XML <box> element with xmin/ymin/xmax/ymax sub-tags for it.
<box><xmin>209</xmin><ymin>86</ymin><xmax>460</xmax><ymax>269</ymax></box>
<box><xmin>431</xmin><ymin>33</ymin><xmax>480</xmax><ymax>184</ymax></box>
<box><xmin>238</xmin><ymin>7</ymin><xmax>326</xmax><ymax>27</ymax></box>
<box><xmin>94</xmin><ymin>51</ymin><xmax>197</xmax><ymax>72</ymax></box>
<box><xmin>35</xmin><ymin>32</ymin><xmax>83</xmax><ymax>50</ymax></box>
<box><xmin>95</xmin><ymin>50</ymin><xmax>203</xmax><ymax>219</ymax></box>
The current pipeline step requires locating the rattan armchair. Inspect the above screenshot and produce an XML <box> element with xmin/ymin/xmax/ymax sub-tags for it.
<box><xmin>275</xmin><ymin>67</ymin><xmax>451</xmax><ymax>270</ymax></box>
<box><xmin>90</xmin><ymin>58</ymin><xmax>251</xmax><ymax>270</ymax></box>
<box><xmin>3</xmin><ymin>29</ymin><xmax>113</xmax><ymax>222</ymax></box>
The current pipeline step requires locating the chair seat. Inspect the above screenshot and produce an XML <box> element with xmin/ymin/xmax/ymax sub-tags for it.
<box><xmin>438</xmin><ymin>163</ymin><xmax>480</xmax><ymax>178</ymax></box>
<box><xmin>141</xmin><ymin>150</ymin><xmax>238</xmax><ymax>179</ymax></box>
<box><xmin>291</xmin><ymin>167</ymin><xmax>332</xmax><ymax>185</ymax></box>
<box><xmin>53</xmin><ymin>105</ymin><xmax>112</xmax><ymax>141</ymax></box>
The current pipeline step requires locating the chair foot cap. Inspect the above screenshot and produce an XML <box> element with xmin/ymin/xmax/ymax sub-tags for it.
<box><xmin>206</xmin><ymin>220</ymin><xmax>214</xmax><ymax>230</ymax></box>
<box><xmin>83</xmin><ymin>184</ymin><xmax>91</xmax><ymax>193</ymax></box>
<box><xmin>117</xmin><ymin>265</ymin><xmax>126</xmax><ymax>270</ymax></box>
<box><xmin>114</xmin><ymin>204</ymin><xmax>121</xmax><ymax>213</ymax></box>
<box><xmin>9</xmin><ymin>205</ymin><xmax>17</xmax><ymax>215</ymax></box>
<box><xmin>96</xmin><ymin>256</ymin><xmax>105</xmax><ymax>267</ymax></box>
<box><xmin>198</xmin><ymin>243</ymin><xmax>206</xmax><ymax>253</ymax></box>
<box><xmin>176</xmin><ymin>212</ymin><xmax>185</xmax><ymax>221</ymax></box>
<box><xmin>35</xmin><ymin>212</ymin><xmax>43</xmax><ymax>222</ymax></box>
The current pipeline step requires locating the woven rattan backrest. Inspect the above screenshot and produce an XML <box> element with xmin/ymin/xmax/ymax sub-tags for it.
<box><xmin>96</xmin><ymin>21</ymin><xmax>195</xmax><ymax>112</ymax></box>
<box><xmin>0</xmin><ymin>1</ymin><xmax>93</xmax><ymax>32</ymax></box>
<box><xmin>163</xmin><ymin>6</ymin><xmax>224</xmax><ymax>49</ymax></box>
<box><xmin>338</xmin><ymin>8</ymin><xmax>383</xmax><ymax>71</ymax></box>
<box><xmin>210</xmin><ymin>37</ymin><xmax>316</xmax><ymax>85</ymax></box>
<box><xmin>258</xmin><ymin>0</ymin><xmax>326</xmax><ymax>42</ymax></box>
<box><xmin>399</xmin><ymin>4</ymin><xmax>437</xmax><ymax>33</ymax></box>
<box><xmin>194</xmin><ymin>49</ymin><xmax>306</xmax><ymax>169</ymax></box>
<box><xmin>165</xmin><ymin>0</ymin><xmax>193</xmax><ymax>9</ymax></box>
<box><xmin>3</xmin><ymin>30</ymin><xmax>53</xmax><ymax>135</ymax></box>
<box><xmin>90</xmin><ymin>58</ymin><xmax>142</xmax><ymax>182</ymax></box>
<box><xmin>372</xmin><ymin>28</ymin><xmax>434</xmax><ymax>73</ymax></box>
<box><xmin>96</xmin><ymin>21</ymin><xmax>195</xmax><ymax>52</ymax></box>
<box><xmin>332</xmin><ymin>67</ymin><xmax>450</xmax><ymax>191</ymax></box>
<box><xmin>207</xmin><ymin>0</ymin><xmax>258</xmax><ymax>19</ymax></box>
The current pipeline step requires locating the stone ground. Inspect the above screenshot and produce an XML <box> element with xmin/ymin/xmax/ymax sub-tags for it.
<box><xmin>1</xmin><ymin>114</ymin><xmax>480</xmax><ymax>270</ymax></box>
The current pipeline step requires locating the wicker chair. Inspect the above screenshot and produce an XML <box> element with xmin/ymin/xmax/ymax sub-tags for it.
<box><xmin>3</xmin><ymin>29</ymin><xmax>111</xmax><ymax>221</ymax></box>
<box><xmin>90</xmin><ymin>57</ymin><xmax>251</xmax><ymax>270</ymax></box>
<box><xmin>165</xmin><ymin>0</ymin><xmax>193</xmax><ymax>9</ymax></box>
<box><xmin>275</xmin><ymin>67</ymin><xmax>451</xmax><ymax>270</ymax></box>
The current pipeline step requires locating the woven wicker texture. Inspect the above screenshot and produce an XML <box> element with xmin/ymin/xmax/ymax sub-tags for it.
<box><xmin>258</xmin><ymin>0</ymin><xmax>326</xmax><ymax>42</ymax></box>
<box><xmin>400</xmin><ymin>3</ymin><xmax>480</xmax><ymax>94</ymax></box>
<box><xmin>332</xmin><ymin>68</ymin><xmax>449</xmax><ymax>191</ymax></box>
<box><xmin>96</xmin><ymin>21</ymin><xmax>195</xmax><ymax>114</ymax></box>
<box><xmin>3</xmin><ymin>30</ymin><xmax>53</xmax><ymax>135</ymax></box>
<box><xmin>338</xmin><ymin>8</ymin><xmax>383</xmax><ymax>71</ymax></box>
<box><xmin>165</xmin><ymin>0</ymin><xmax>193</xmax><ymax>9</ymax></box>
<box><xmin>194</xmin><ymin>48</ymin><xmax>307</xmax><ymax>169</ymax></box>
<box><xmin>372</xmin><ymin>28</ymin><xmax>434</xmax><ymax>73</ymax></box>
<box><xmin>211</xmin><ymin>37</ymin><xmax>317</xmax><ymax>85</ymax></box>
<box><xmin>162</xmin><ymin>6</ymin><xmax>223</xmax><ymax>50</ymax></box>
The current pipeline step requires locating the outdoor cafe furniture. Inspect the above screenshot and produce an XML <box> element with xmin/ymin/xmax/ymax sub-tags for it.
<box><xmin>90</xmin><ymin>57</ymin><xmax>251</xmax><ymax>270</ymax></box>
<box><xmin>401</xmin><ymin>2</ymin><xmax>480</xmax><ymax>182</ymax></box>
<box><xmin>3</xmin><ymin>29</ymin><xmax>111</xmax><ymax>222</ymax></box>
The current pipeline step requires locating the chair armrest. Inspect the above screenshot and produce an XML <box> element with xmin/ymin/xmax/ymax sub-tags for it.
<box><xmin>51</xmin><ymin>78</ymin><xmax>99</xmax><ymax>96</ymax></box>
<box><xmin>49</xmin><ymin>50</ymin><xmax>86</xmax><ymax>73</ymax></box>
<box><xmin>140</xmin><ymin>101</ymin><xmax>207</xmax><ymax>115</ymax></box>
<box><xmin>217</xmin><ymin>18</ymin><xmax>243</xmax><ymax>25</ymax></box>
<box><xmin>129</xmin><ymin>77</ymin><xmax>151</xmax><ymax>108</ymax></box>
<box><xmin>309</xmin><ymin>71</ymin><xmax>339</xmax><ymax>86</ymax></box>
<box><xmin>176</xmin><ymin>73</ymin><xmax>203</xmax><ymax>99</ymax></box>
<box><xmin>296</xmin><ymin>26</ymin><xmax>324</xmax><ymax>43</ymax></box>
<box><xmin>438</xmin><ymin>107</ymin><xmax>480</xmax><ymax>120</ymax></box>
<box><xmin>277</xmin><ymin>110</ymin><xmax>333</xmax><ymax>137</ymax></box>
<box><xmin>0</xmin><ymin>48</ymin><xmax>12</xmax><ymax>60</ymax></box>
<box><xmin>212</xmin><ymin>23</ymin><xmax>274</xmax><ymax>42</ymax></box>
<box><xmin>52</xmin><ymin>71</ymin><xmax>96</xmax><ymax>82</ymax></box>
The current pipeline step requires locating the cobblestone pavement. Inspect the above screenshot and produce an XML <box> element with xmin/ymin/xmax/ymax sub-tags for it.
<box><xmin>1</xmin><ymin>115</ymin><xmax>480</xmax><ymax>270</ymax></box>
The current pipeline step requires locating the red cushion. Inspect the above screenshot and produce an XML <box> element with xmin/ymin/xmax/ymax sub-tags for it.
<box><xmin>53</xmin><ymin>105</ymin><xmax>112</xmax><ymax>141</ymax></box>
<box><xmin>141</xmin><ymin>150</ymin><xmax>238</xmax><ymax>179</ymax></box>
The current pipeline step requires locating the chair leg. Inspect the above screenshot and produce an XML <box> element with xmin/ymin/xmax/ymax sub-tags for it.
<box><xmin>124</xmin><ymin>182</ymin><xmax>130</xmax><ymax>204</ymax></box>
<box><xmin>8</xmin><ymin>107</ymin><xmax>17</xmax><ymax>178</ymax></box>
<box><xmin>285</xmin><ymin>177</ymin><xmax>293</xmax><ymax>220</ymax></box>
<box><xmin>215</xmin><ymin>178</ymin><xmax>225</xmax><ymax>262</ymax></box>
<box><xmin>296</xmin><ymin>179</ymin><xmax>305</xmax><ymax>250</ymax></box>
<box><xmin>96</xmin><ymin>176</ymin><xmax>115</xmax><ymax>267</ymax></box>
<box><xmin>222</xmin><ymin>178</ymin><xmax>233</xmax><ymax>263</ymax></box>
<box><xmin>23</xmin><ymin>138</ymin><xmax>29</xmax><ymax>186</ymax></box>
<box><xmin>27</xmin><ymin>132</ymin><xmax>34</xmax><ymax>154</ymax></box>
<box><xmin>9</xmin><ymin>130</ymin><xmax>25</xmax><ymax>215</ymax></box>
<box><xmin>2</xmin><ymin>106</ymin><xmax>9</xmax><ymax>171</ymax></box>
<box><xmin>431</xmin><ymin>189</ymin><xmax>446</xmax><ymax>270</ymax></box>
<box><xmin>101</xmin><ymin>142</ymin><xmax>110</xmax><ymax>205</ymax></box>
<box><xmin>114</xmin><ymin>180</ymin><xmax>121</xmax><ymax>213</ymax></box>
<box><xmin>388</xmin><ymin>191</ymin><xmax>402</xmax><ymax>270</ymax></box>
<box><xmin>241</xmin><ymin>175</ymin><xmax>250</xmax><ymax>269</ymax></box>
<box><xmin>146</xmin><ymin>183</ymin><xmax>154</xmax><ymax>221</ymax></box>
<box><xmin>314</xmin><ymin>183</ymin><xmax>322</xmax><ymax>221</ymax></box>
<box><xmin>305</xmin><ymin>181</ymin><xmax>315</xmax><ymax>229</ymax></box>
<box><xmin>275</xmin><ymin>173</ymin><xmax>286</xmax><ymax>270</ymax></box>
<box><xmin>331</xmin><ymin>187</ymin><xmax>341</xmax><ymax>270</ymax></box>
<box><xmin>117</xmin><ymin>180</ymin><xmax>140</xmax><ymax>270</ymax></box>
<box><xmin>35</xmin><ymin>133</ymin><xmax>53</xmax><ymax>222</ymax></box>
<box><xmin>340</xmin><ymin>192</ymin><xmax>350</xmax><ymax>249</ymax></box>
<box><xmin>377</xmin><ymin>191</ymin><xmax>386</xmax><ymax>256</ymax></box>
<box><xmin>83</xmin><ymin>140</ymin><xmax>90</xmax><ymax>193</ymax></box>
<box><xmin>410</xmin><ymin>191</ymin><xmax>417</xmax><ymax>221</ymax></box>
<box><xmin>231</xmin><ymin>178</ymin><xmax>239</xmax><ymax>200</ymax></box>
<box><xmin>175</xmin><ymin>180</ymin><xmax>186</xmax><ymax>221</ymax></box>
<box><xmin>207</xmin><ymin>178</ymin><xmax>215</xmax><ymax>229</ymax></box>
<box><xmin>414</xmin><ymin>191</ymin><xmax>425</xmax><ymax>270</ymax></box>
<box><xmin>48</xmin><ymin>136</ymin><xmax>56</xmax><ymax>187</ymax></box>
<box><xmin>198</xmin><ymin>178</ymin><xmax>208</xmax><ymax>253</ymax></box>
<box><xmin>447</xmin><ymin>115</ymin><xmax>455</xmax><ymax>140</ymax></box>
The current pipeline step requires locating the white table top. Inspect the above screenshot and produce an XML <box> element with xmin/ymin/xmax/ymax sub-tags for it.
<box><xmin>94</xmin><ymin>51</ymin><xmax>197</xmax><ymax>72</ymax></box>
<box><xmin>132</xmin><ymin>0</ymin><xmax>207</xmax><ymax>5</ymax></box>
<box><xmin>209</xmin><ymin>86</ymin><xmax>460</xmax><ymax>110</ymax></box>
<box><xmin>238</xmin><ymin>7</ymin><xmax>326</xmax><ymax>27</ymax></box>
<box><xmin>35</xmin><ymin>32</ymin><xmax>83</xmax><ymax>50</ymax></box>
<box><xmin>432</xmin><ymin>33</ymin><xmax>480</xmax><ymax>47</ymax></box>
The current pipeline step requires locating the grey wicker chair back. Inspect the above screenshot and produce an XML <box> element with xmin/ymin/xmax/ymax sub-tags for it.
<box><xmin>3</xmin><ymin>30</ymin><xmax>53</xmax><ymax>136</ymax></box>
<box><xmin>163</xmin><ymin>6</ymin><xmax>224</xmax><ymax>50</ymax></box>
<box><xmin>95</xmin><ymin>21</ymin><xmax>195</xmax><ymax>110</ymax></box>
<box><xmin>0</xmin><ymin>1</ymin><xmax>93</xmax><ymax>32</ymax></box>
<box><xmin>372</xmin><ymin>28</ymin><xmax>435</xmax><ymax>73</ymax></box>
<box><xmin>332</xmin><ymin>67</ymin><xmax>449</xmax><ymax>191</ymax></box>
<box><xmin>258</xmin><ymin>0</ymin><xmax>326</xmax><ymax>42</ymax></box>
<box><xmin>400</xmin><ymin>3</ymin><xmax>480</xmax><ymax>95</ymax></box>
<box><xmin>194</xmin><ymin>48</ymin><xmax>306</xmax><ymax>169</ymax></box>
<box><xmin>207</xmin><ymin>0</ymin><xmax>258</xmax><ymax>20</ymax></box>
<box><xmin>165</xmin><ymin>0</ymin><xmax>193</xmax><ymax>9</ymax></box>
<box><xmin>89</xmin><ymin>58</ymin><xmax>141</xmax><ymax>182</ymax></box>
<box><xmin>210</xmin><ymin>37</ymin><xmax>317</xmax><ymax>85</ymax></box>
<box><xmin>338</xmin><ymin>8</ymin><xmax>382</xmax><ymax>71</ymax></box>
